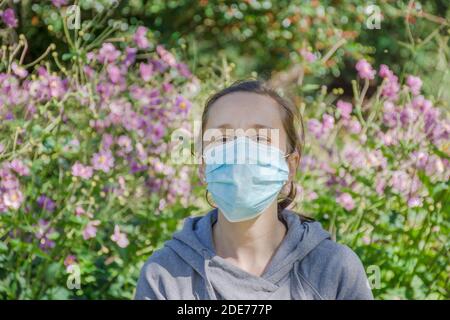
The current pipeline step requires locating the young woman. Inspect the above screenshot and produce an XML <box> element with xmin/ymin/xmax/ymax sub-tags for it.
<box><xmin>135</xmin><ymin>80</ymin><xmax>373</xmax><ymax>300</ymax></box>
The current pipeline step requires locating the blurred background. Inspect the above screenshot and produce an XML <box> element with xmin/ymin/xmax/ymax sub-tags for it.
<box><xmin>0</xmin><ymin>0</ymin><xmax>449</xmax><ymax>299</ymax></box>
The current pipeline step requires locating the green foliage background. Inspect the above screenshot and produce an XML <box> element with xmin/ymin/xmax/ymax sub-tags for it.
<box><xmin>0</xmin><ymin>0</ymin><xmax>449</xmax><ymax>299</ymax></box>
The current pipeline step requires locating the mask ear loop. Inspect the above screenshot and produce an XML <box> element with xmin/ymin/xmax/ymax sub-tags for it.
<box><xmin>278</xmin><ymin>151</ymin><xmax>297</xmax><ymax>207</ymax></box>
<box><xmin>205</xmin><ymin>190</ymin><xmax>217</xmax><ymax>209</ymax></box>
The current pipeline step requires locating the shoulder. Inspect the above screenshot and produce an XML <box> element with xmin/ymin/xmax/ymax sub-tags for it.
<box><xmin>135</xmin><ymin>245</ymin><xmax>190</xmax><ymax>300</ymax></box>
<box><xmin>138</xmin><ymin>243</ymin><xmax>192</xmax><ymax>283</ymax></box>
<box><xmin>299</xmin><ymin>238</ymin><xmax>373</xmax><ymax>299</ymax></box>
<box><xmin>315</xmin><ymin>239</ymin><xmax>364</xmax><ymax>269</ymax></box>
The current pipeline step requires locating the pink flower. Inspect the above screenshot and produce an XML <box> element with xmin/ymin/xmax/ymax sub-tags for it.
<box><xmin>133</xmin><ymin>26</ymin><xmax>149</xmax><ymax>49</ymax></box>
<box><xmin>124</xmin><ymin>47</ymin><xmax>137</xmax><ymax>66</ymax></box>
<box><xmin>91</xmin><ymin>150</ymin><xmax>115</xmax><ymax>173</ymax></box>
<box><xmin>2</xmin><ymin>8</ymin><xmax>18</xmax><ymax>28</ymax></box>
<box><xmin>51</xmin><ymin>0</ymin><xmax>68</xmax><ymax>7</ymax></box>
<box><xmin>406</xmin><ymin>75</ymin><xmax>422</xmax><ymax>96</ymax></box>
<box><xmin>336</xmin><ymin>193</ymin><xmax>355</xmax><ymax>211</ymax></box>
<box><xmin>308</xmin><ymin>114</ymin><xmax>335</xmax><ymax>139</ymax></box>
<box><xmin>390</xmin><ymin>171</ymin><xmax>406</xmax><ymax>193</ymax></box>
<box><xmin>107</xmin><ymin>64</ymin><xmax>123</xmax><ymax>84</ymax></box>
<box><xmin>307</xmin><ymin>119</ymin><xmax>323</xmax><ymax>139</ymax></box>
<box><xmin>83</xmin><ymin>220</ymin><xmax>100</xmax><ymax>240</ymax></box>
<box><xmin>139</xmin><ymin>63</ymin><xmax>154</xmax><ymax>81</ymax></box>
<box><xmin>64</xmin><ymin>255</ymin><xmax>77</xmax><ymax>268</ymax></box>
<box><xmin>97</xmin><ymin>43</ymin><xmax>120</xmax><ymax>63</ymax></box>
<box><xmin>75</xmin><ymin>206</ymin><xmax>85</xmax><ymax>217</ymax></box>
<box><xmin>75</xmin><ymin>206</ymin><xmax>93</xmax><ymax>218</ymax></box>
<box><xmin>342</xmin><ymin>144</ymin><xmax>366</xmax><ymax>169</ymax></box>
<box><xmin>9</xmin><ymin>159</ymin><xmax>30</xmax><ymax>176</ymax></box>
<box><xmin>176</xmin><ymin>62</ymin><xmax>192</xmax><ymax>78</ymax></box>
<box><xmin>35</xmin><ymin>219</ymin><xmax>56</xmax><ymax>250</ymax></box>
<box><xmin>375</xmin><ymin>176</ymin><xmax>386</xmax><ymax>195</ymax></box>
<box><xmin>32</xmin><ymin>68</ymin><xmax>67</xmax><ymax>99</ymax></box>
<box><xmin>71</xmin><ymin>162</ymin><xmax>94</xmax><ymax>179</ymax></box>
<box><xmin>407</xmin><ymin>196</ymin><xmax>422</xmax><ymax>208</ymax></box>
<box><xmin>400</xmin><ymin>105</ymin><xmax>419</xmax><ymax>127</ymax></box>
<box><xmin>382</xmin><ymin>101</ymin><xmax>398</xmax><ymax>127</ymax></box>
<box><xmin>110</xmin><ymin>225</ymin><xmax>129</xmax><ymax>248</ymax></box>
<box><xmin>117</xmin><ymin>135</ymin><xmax>133</xmax><ymax>154</ymax></box>
<box><xmin>83</xmin><ymin>65</ymin><xmax>94</xmax><ymax>79</ymax></box>
<box><xmin>379</xmin><ymin>65</ymin><xmax>399</xmax><ymax>100</ymax></box>
<box><xmin>344</xmin><ymin>119</ymin><xmax>362</xmax><ymax>134</ymax></box>
<box><xmin>336</xmin><ymin>100</ymin><xmax>352</xmax><ymax>119</ymax></box>
<box><xmin>322</xmin><ymin>114</ymin><xmax>335</xmax><ymax>130</ymax></box>
<box><xmin>162</xmin><ymin>82</ymin><xmax>174</xmax><ymax>92</ymax></box>
<box><xmin>379</xmin><ymin>64</ymin><xmax>394</xmax><ymax>78</ymax></box>
<box><xmin>410</xmin><ymin>151</ymin><xmax>429</xmax><ymax>169</ymax></box>
<box><xmin>3</xmin><ymin>189</ymin><xmax>24</xmax><ymax>210</ymax></box>
<box><xmin>0</xmin><ymin>171</ymin><xmax>19</xmax><ymax>190</ymax></box>
<box><xmin>306</xmin><ymin>191</ymin><xmax>318</xmax><ymax>201</ymax></box>
<box><xmin>86</xmin><ymin>51</ymin><xmax>96</xmax><ymax>62</ymax></box>
<box><xmin>411</xmin><ymin>95</ymin><xmax>432</xmax><ymax>112</ymax></box>
<box><xmin>356</xmin><ymin>59</ymin><xmax>376</xmax><ymax>80</ymax></box>
<box><xmin>300</xmin><ymin>49</ymin><xmax>317</xmax><ymax>62</ymax></box>
<box><xmin>156</xmin><ymin>45</ymin><xmax>177</xmax><ymax>67</ymax></box>
<box><xmin>382</xmin><ymin>75</ymin><xmax>400</xmax><ymax>101</ymax></box>
<box><xmin>11</xmin><ymin>62</ymin><xmax>28</xmax><ymax>78</ymax></box>
<box><xmin>174</xmin><ymin>95</ymin><xmax>192</xmax><ymax>115</ymax></box>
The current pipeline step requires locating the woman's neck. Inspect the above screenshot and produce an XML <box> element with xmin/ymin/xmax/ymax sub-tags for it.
<box><xmin>212</xmin><ymin>202</ymin><xmax>287</xmax><ymax>277</ymax></box>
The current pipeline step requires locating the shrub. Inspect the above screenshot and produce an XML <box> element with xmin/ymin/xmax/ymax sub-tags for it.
<box><xmin>0</xmin><ymin>4</ymin><xmax>199</xmax><ymax>299</ymax></box>
<box><xmin>297</xmin><ymin>60</ymin><xmax>449</xmax><ymax>299</ymax></box>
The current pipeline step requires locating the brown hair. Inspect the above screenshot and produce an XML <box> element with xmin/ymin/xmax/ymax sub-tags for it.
<box><xmin>200</xmin><ymin>79</ymin><xmax>311</xmax><ymax>219</ymax></box>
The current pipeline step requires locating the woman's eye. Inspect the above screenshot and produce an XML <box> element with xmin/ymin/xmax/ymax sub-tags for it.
<box><xmin>220</xmin><ymin>136</ymin><xmax>232</xmax><ymax>143</ymax></box>
<box><xmin>256</xmin><ymin>135</ymin><xmax>270</xmax><ymax>144</ymax></box>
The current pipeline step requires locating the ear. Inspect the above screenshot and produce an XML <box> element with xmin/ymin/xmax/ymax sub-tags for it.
<box><xmin>287</xmin><ymin>149</ymin><xmax>300</xmax><ymax>182</ymax></box>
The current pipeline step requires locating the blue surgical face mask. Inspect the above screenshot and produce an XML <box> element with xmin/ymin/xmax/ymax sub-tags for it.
<box><xmin>204</xmin><ymin>136</ymin><xmax>290</xmax><ymax>222</ymax></box>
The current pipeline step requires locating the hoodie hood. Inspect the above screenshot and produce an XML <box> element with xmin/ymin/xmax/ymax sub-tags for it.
<box><xmin>164</xmin><ymin>208</ymin><xmax>331</xmax><ymax>300</ymax></box>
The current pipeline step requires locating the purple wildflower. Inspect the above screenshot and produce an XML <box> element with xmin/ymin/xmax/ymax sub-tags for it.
<box><xmin>71</xmin><ymin>162</ymin><xmax>94</xmax><ymax>179</ymax></box>
<box><xmin>35</xmin><ymin>219</ymin><xmax>56</xmax><ymax>250</ymax></box>
<box><xmin>91</xmin><ymin>150</ymin><xmax>115</xmax><ymax>173</ymax></box>
<box><xmin>9</xmin><ymin>159</ymin><xmax>30</xmax><ymax>176</ymax></box>
<box><xmin>51</xmin><ymin>0</ymin><xmax>68</xmax><ymax>7</ymax></box>
<box><xmin>300</xmin><ymin>49</ymin><xmax>317</xmax><ymax>62</ymax></box>
<box><xmin>107</xmin><ymin>64</ymin><xmax>123</xmax><ymax>84</ymax></box>
<box><xmin>406</xmin><ymin>75</ymin><xmax>422</xmax><ymax>96</ymax></box>
<box><xmin>156</xmin><ymin>45</ymin><xmax>177</xmax><ymax>67</ymax></box>
<box><xmin>83</xmin><ymin>220</ymin><xmax>100</xmax><ymax>240</ymax></box>
<box><xmin>37</xmin><ymin>195</ymin><xmax>56</xmax><ymax>212</ymax></box>
<box><xmin>11</xmin><ymin>62</ymin><xmax>28</xmax><ymax>79</ymax></box>
<box><xmin>336</xmin><ymin>193</ymin><xmax>355</xmax><ymax>211</ymax></box>
<box><xmin>110</xmin><ymin>225</ymin><xmax>129</xmax><ymax>248</ymax></box>
<box><xmin>2</xmin><ymin>8</ymin><xmax>18</xmax><ymax>28</ymax></box>
<box><xmin>356</xmin><ymin>59</ymin><xmax>376</xmax><ymax>80</ymax></box>
<box><xmin>133</xmin><ymin>26</ymin><xmax>149</xmax><ymax>49</ymax></box>
<box><xmin>174</xmin><ymin>95</ymin><xmax>192</xmax><ymax>115</ymax></box>
<box><xmin>2</xmin><ymin>189</ymin><xmax>24</xmax><ymax>210</ymax></box>
<box><xmin>336</xmin><ymin>100</ymin><xmax>352</xmax><ymax>119</ymax></box>
<box><xmin>139</xmin><ymin>63</ymin><xmax>154</xmax><ymax>81</ymax></box>
<box><xmin>97</xmin><ymin>43</ymin><xmax>120</xmax><ymax>63</ymax></box>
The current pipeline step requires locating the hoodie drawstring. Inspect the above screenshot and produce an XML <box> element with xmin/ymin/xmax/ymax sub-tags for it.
<box><xmin>202</xmin><ymin>249</ymin><xmax>218</xmax><ymax>300</ymax></box>
<box><xmin>291</xmin><ymin>261</ymin><xmax>306</xmax><ymax>299</ymax></box>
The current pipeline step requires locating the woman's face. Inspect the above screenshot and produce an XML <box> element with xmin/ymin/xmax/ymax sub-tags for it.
<box><xmin>200</xmin><ymin>91</ymin><xmax>299</xmax><ymax>183</ymax></box>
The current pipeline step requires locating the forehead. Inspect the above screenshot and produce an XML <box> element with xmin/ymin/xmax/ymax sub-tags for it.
<box><xmin>204</xmin><ymin>92</ymin><xmax>284</xmax><ymax>130</ymax></box>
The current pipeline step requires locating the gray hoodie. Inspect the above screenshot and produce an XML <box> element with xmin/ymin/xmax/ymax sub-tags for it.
<box><xmin>135</xmin><ymin>208</ymin><xmax>373</xmax><ymax>300</ymax></box>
